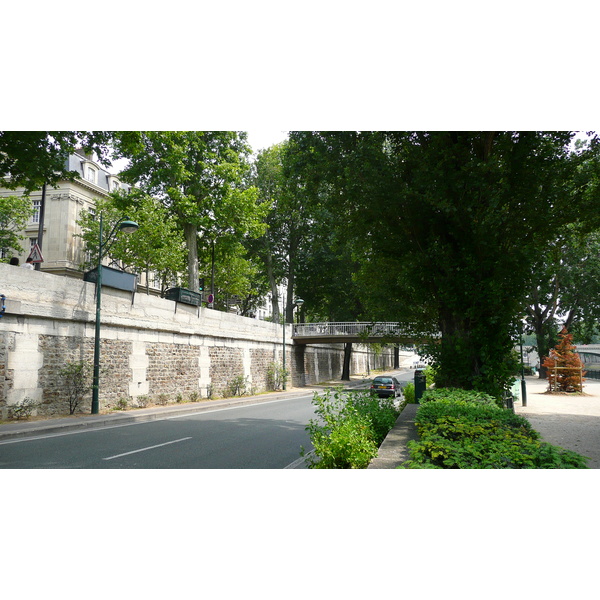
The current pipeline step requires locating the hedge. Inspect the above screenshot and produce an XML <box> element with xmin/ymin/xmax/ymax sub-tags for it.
<box><xmin>402</xmin><ymin>388</ymin><xmax>588</xmax><ymax>469</ymax></box>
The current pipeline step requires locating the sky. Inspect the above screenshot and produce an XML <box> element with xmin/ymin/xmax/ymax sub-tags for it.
<box><xmin>246</xmin><ymin>130</ymin><xmax>288</xmax><ymax>154</ymax></box>
<box><xmin>103</xmin><ymin>130</ymin><xmax>289</xmax><ymax>174</ymax></box>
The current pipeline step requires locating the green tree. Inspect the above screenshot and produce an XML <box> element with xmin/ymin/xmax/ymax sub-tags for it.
<box><xmin>0</xmin><ymin>195</ymin><xmax>34</xmax><ymax>258</ymax></box>
<box><xmin>113</xmin><ymin>131</ymin><xmax>266</xmax><ymax>294</ymax></box>
<box><xmin>248</xmin><ymin>143</ymin><xmax>289</xmax><ymax>322</ymax></box>
<box><xmin>78</xmin><ymin>192</ymin><xmax>186</xmax><ymax>293</ymax></box>
<box><xmin>0</xmin><ymin>131</ymin><xmax>114</xmax><ymax>193</ymax></box>
<box><xmin>526</xmin><ymin>226</ymin><xmax>600</xmax><ymax>377</ymax></box>
<box><xmin>288</xmin><ymin>131</ymin><xmax>596</xmax><ymax>398</ymax></box>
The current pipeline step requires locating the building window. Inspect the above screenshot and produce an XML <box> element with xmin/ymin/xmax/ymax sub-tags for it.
<box><xmin>0</xmin><ymin>247</ymin><xmax>8</xmax><ymax>259</ymax></box>
<box><xmin>32</xmin><ymin>199</ymin><xmax>41</xmax><ymax>223</ymax></box>
<box><xmin>86</xmin><ymin>168</ymin><xmax>96</xmax><ymax>184</ymax></box>
<box><xmin>30</xmin><ymin>237</ymin><xmax>38</xmax><ymax>249</ymax></box>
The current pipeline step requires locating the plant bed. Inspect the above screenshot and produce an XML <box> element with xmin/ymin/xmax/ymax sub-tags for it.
<box><xmin>401</xmin><ymin>388</ymin><xmax>588</xmax><ymax>469</ymax></box>
<box><xmin>302</xmin><ymin>388</ymin><xmax>402</xmax><ymax>468</ymax></box>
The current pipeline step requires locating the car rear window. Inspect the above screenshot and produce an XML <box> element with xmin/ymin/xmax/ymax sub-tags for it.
<box><xmin>373</xmin><ymin>378</ymin><xmax>393</xmax><ymax>384</ymax></box>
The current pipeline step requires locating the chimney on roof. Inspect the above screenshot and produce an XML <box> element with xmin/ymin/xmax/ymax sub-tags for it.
<box><xmin>75</xmin><ymin>147</ymin><xmax>95</xmax><ymax>161</ymax></box>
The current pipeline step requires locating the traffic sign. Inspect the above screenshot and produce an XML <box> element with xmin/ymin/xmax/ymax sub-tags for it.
<box><xmin>28</xmin><ymin>243</ymin><xmax>44</xmax><ymax>263</ymax></box>
<box><xmin>208</xmin><ymin>294</ymin><xmax>214</xmax><ymax>304</ymax></box>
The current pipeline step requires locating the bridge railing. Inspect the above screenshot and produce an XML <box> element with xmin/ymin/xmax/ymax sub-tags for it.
<box><xmin>293</xmin><ymin>322</ymin><xmax>411</xmax><ymax>338</ymax></box>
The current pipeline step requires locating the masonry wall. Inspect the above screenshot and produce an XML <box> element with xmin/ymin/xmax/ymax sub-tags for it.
<box><xmin>0</xmin><ymin>264</ymin><xmax>396</xmax><ymax>417</ymax></box>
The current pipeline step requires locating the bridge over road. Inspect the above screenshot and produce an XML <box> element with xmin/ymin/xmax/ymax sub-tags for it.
<box><xmin>292</xmin><ymin>322</ymin><xmax>430</xmax><ymax>345</ymax></box>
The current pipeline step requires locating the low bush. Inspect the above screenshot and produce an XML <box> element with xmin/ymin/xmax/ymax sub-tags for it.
<box><xmin>266</xmin><ymin>362</ymin><xmax>288</xmax><ymax>391</ymax></box>
<box><xmin>59</xmin><ymin>360</ymin><xmax>93</xmax><ymax>414</ymax></box>
<box><xmin>113</xmin><ymin>398</ymin><xmax>128</xmax><ymax>411</ymax></box>
<box><xmin>402</xmin><ymin>391</ymin><xmax>588</xmax><ymax>469</ymax></box>
<box><xmin>11</xmin><ymin>397</ymin><xmax>38</xmax><ymax>420</ymax></box>
<box><xmin>347</xmin><ymin>393</ymin><xmax>400</xmax><ymax>445</ymax></box>
<box><xmin>303</xmin><ymin>388</ymin><xmax>400</xmax><ymax>468</ymax></box>
<box><xmin>226</xmin><ymin>375</ymin><xmax>248</xmax><ymax>397</ymax></box>
<box><xmin>420</xmin><ymin>387</ymin><xmax>501</xmax><ymax>408</ymax></box>
<box><xmin>403</xmin><ymin>382</ymin><xmax>416</xmax><ymax>403</ymax></box>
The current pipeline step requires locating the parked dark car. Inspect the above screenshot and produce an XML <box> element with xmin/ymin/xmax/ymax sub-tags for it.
<box><xmin>370</xmin><ymin>376</ymin><xmax>402</xmax><ymax>398</ymax></box>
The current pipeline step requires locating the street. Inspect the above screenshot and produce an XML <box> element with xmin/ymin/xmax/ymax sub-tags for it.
<box><xmin>0</xmin><ymin>393</ymin><xmax>317</xmax><ymax>469</ymax></box>
<box><xmin>0</xmin><ymin>369</ymin><xmax>416</xmax><ymax>469</ymax></box>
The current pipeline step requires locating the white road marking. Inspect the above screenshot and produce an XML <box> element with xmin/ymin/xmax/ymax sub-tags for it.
<box><xmin>284</xmin><ymin>450</ymin><xmax>315</xmax><ymax>469</ymax></box>
<box><xmin>102</xmin><ymin>437</ymin><xmax>192</xmax><ymax>461</ymax></box>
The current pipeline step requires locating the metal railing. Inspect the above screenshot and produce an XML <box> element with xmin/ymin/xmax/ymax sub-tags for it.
<box><xmin>293</xmin><ymin>322</ymin><xmax>414</xmax><ymax>338</ymax></box>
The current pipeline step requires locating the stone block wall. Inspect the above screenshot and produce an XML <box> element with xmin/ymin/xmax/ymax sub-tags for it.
<box><xmin>146</xmin><ymin>341</ymin><xmax>202</xmax><ymax>401</ymax></box>
<box><xmin>0</xmin><ymin>264</ymin><xmax>397</xmax><ymax>417</ymax></box>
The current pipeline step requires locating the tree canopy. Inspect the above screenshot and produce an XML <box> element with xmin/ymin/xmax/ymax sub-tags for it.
<box><xmin>0</xmin><ymin>131</ymin><xmax>113</xmax><ymax>193</ymax></box>
<box><xmin>0</xmin><ymin>195</ymin><xmax>34</xmax><ymax>258</ymax></box>
<box><xmin>113</xmin><ymin>131</ymin><xmax>266</xmax><ymax>293</ymax></box>
<box><xmin>5</xmin><ymin>129</ymin><xmax>600</xmax><ymax>398</ymax></box>
<box><xmin>287</xmin><ymin>131</ymin><xmax>600</xmax><ymax>396</ymax></box>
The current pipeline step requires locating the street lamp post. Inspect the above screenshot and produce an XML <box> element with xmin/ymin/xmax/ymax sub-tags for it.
<box><xmin>520</xmin><ymin>329</ymin><xmax>527</xmax><ymax>407</ymax></box>
<box><xmin>91</xmin><ymin>214</ymin><xmax>139</xmax><ymax>414</ymax></box>
<box><xmin>282</xmin><ymin>297</ymin><xmax>304</xmax><ymax>391</ymax></box>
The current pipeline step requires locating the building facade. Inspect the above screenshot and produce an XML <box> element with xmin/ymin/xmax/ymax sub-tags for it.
<box><xmin>1</xmin><ymin>151</ymin><xmax>284</xmax><ymax>318</ymax></box>
<box><xmin>0</xmin><ymin>150</ymin><xmax>131</xmax><ymax>277</ymax></box>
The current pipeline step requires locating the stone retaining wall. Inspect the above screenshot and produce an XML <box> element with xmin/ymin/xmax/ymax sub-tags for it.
<box><xmin>0</xmin><ymin>264</ymin><xmax>395</xmax><ymax>417</ymax></box>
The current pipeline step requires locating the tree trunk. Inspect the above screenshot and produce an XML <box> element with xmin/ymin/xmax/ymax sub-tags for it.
<box><xmin>341</xmin><ymin>343</ymin><xmax>352</xmax><ymax>380</ymax></box>
<box><xmin>265</xmin><ymin>237</ymin><xmax>280</xmax><ymax>323</ymax></box>
<box><xmin>285</xmin><ymin>234</ymin><xmax>299</xmax><ymax>323</ymax></box>
<box><xmin>183</xmin><ymin>222</ymin><xmax>199</xmax><ymax>293</ymax></box>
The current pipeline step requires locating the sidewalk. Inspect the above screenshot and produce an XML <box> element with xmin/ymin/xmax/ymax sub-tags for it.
<box><xmin>514</xmin><ymin>376</ymin><xmax>600</xmax><ymax>468</ymax></box>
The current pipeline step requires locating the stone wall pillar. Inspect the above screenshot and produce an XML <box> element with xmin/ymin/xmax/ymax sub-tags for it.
<box><xmin>198</xmin><ymin>345</ymin><xmax>211</xmax><ymax>397</ymax></box>
<box><xmin>129</xmin><ymin>341</ymin><xmax>149</xmax><ymax>398</ymax></box>
<box><xmin>6</xmin><ymin>333</ymin><xmax>44</xmax><ymax>409</ymax></box>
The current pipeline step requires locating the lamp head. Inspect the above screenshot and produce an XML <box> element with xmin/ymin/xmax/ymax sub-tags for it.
<box><xmin>295</xmin><ymin>298</ymin><xmax>304</xmax><ymax>307</ymax></box>
<box><xmin>119</xmin><ymin>219</ymin><xmax>139</xmax><ymax>234</ymax></box>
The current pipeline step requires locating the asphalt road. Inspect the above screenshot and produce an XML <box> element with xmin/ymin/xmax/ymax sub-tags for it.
<box><xmin>0</xmin><ymin>393</ymin><xmax>317</xmax><ymax>469</ymax></box>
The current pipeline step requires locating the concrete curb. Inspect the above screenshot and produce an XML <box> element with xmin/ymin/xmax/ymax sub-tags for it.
<box><xmin>368</xmin><ymin>403</ymin><xmax>419</xmax><ymax>469</ymax></box>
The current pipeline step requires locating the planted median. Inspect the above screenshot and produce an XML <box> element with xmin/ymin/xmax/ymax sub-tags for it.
<box><xmin>302</xmin><ymin>388</ymin><xmax>401</xmax><ymax>469</ymax></box>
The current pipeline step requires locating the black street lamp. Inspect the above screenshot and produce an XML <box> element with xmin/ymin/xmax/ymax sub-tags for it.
<box><xmin>519</xmin><ymin>327</ymin><xmax>528</xmax><ymax>407</ymax></box>
<box><xmin>91</xmin><ymin>214</ymin><xmax>139</xmax><ymax>414</ymax></box>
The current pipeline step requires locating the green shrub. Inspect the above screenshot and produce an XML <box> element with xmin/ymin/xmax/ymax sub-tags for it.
<box><xmin>403</xmin><ymin>382</ymin><xmax>416</xmax><ymax>403</ymax></box>
<box><xmin>266</xmin><ymin>362</ymin><xmax>288</xmax><ymax>391</ymax></box>
<box><xmin>303</xmin><ymin>388</ymin><xmax>399</xmax><ymax>468</ymax></box>
<box><xmin>402</xmin><ymin>396</ymin><xmax>588</xmax><ymax>469</ymax></box>
<box><xmin>415</xmin><ymin>399</ymin><xmax>536</xmax><ymax>432</ymax></box>
<box><xmin>347</xmin><ymin>393</ymin><xmax>399</xmax><ymax>445</ymax></box>
<box><xmin>420</xmin><ymin>387</ymin><xmax>501</xmax><ymax>407</ymax></box>
<box><xmin>309</xmin><ymin>412</ymin><xmax>378</xmax><ymax>469</ymax></box>
<box><xmin>226</xmin><ymin>375</ymin><xmax>248</xmax><ymax>397</ymax></box>
<box><xmin>113</xmin><ymin>398</ymin><xmax>128</xmax><ymax>411</ymax></box>
<box><xmin>59</xmin><ymin>360</ymin><xmax>93</xmax><ymax>414</ymax></box>
<box><xmin>424</xmin><ymin>365</ymin><xmax>437</xmax><ymax>386</ymax></box>
<box><xmin>11</xmin><ymin>397</ymin><xmax>38</xmax><ymax>420</ymax></box>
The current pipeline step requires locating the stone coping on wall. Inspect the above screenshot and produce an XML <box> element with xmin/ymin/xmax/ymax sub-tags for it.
<box><xmin>0</xmin><ymin>264</ymin><xmax>283</xmax><ymax>344</ymax></box>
